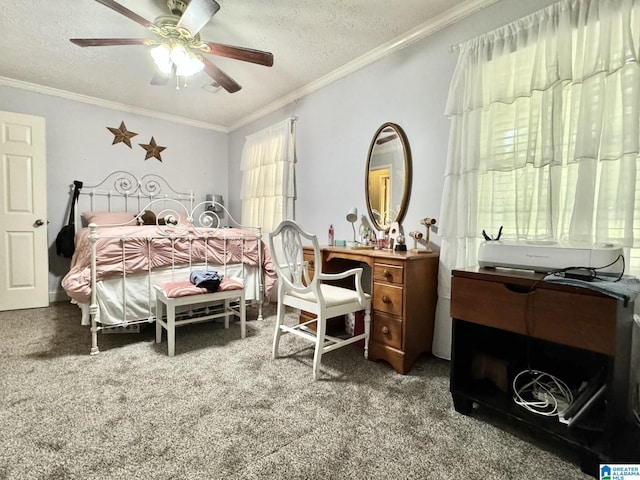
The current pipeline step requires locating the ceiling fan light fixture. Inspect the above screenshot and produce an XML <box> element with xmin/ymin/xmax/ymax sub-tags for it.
<box><xmin>151</xmin><ymin>44</ymin><xmax>171</xmax><ymax>62</ymax></box>
<box><xmin>69</xmin><ymin>0</ymin><xmax>273</xmax><ymax>92</ymax></box>
<box><xmin>151</xmin><ymin>42</ymin><xmax>203</xmax><ymax>77</ymax></box>
<box><xmin>151</xmin><ymin>44</ymin><xmax>173</xmax><ymax>73</ymax></box>
<box><xmin>170</xmin><ymin>44</ymin><xmax>188</xmax><ymax>65</ymax></box>
<box><xmin>176</xmin><ymin>53</ymin><xmax>204</xmax><ymax>77</ymax></box>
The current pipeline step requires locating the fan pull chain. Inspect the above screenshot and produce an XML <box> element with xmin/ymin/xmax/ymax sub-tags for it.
<box><xmin>175</xmin><ymin>76</ymin><xmax>190</xmax><ymax>90</ymax></box>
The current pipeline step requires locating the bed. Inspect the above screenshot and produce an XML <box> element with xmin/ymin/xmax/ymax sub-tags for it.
<box><xmin>60</xmin><ymin>171</ymin><xmax>277</xmax><ymax>354</ymax></box>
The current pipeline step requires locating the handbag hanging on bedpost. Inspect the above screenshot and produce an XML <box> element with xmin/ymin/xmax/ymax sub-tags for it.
<box><xmin>55</xmin><ymin>180</ymin><xmax>83</xmax><ymax>258</ymax></box>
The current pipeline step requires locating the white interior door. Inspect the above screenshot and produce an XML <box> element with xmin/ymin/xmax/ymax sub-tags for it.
<box><xmin>0</xmin><ymin>111</ymin><xmax>48</xmax><ymax>311</ymax></box>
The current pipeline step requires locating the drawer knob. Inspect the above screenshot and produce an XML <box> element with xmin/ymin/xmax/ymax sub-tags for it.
<box><xmin>382</xmin><ymin>326</ymin><xmax>389</xmax><ymax>335</ymax></box>
<box><xmin>382</xmin><ymin>295</ymin><xmax>391</xmax><ymax>303</ymax></box>
<box><xmin>383</xmin><ymin>269</ymin><xmax>391</xmax><ymax>277</ymax></box>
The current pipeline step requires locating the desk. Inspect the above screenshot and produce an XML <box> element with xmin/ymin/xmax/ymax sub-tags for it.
<box><xmin>450</xmin><ymin>267</ymin><xmax>640</xmax><ymax>474</ymax></box>
<box><xmin>303</xmin><ymin>246</ymin><xmax>439</xmax><ymax>374</ymax></box>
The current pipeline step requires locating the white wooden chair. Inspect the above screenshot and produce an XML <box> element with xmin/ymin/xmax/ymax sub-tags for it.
<box><xmin>269</xmin><ymin>220</ymin><xmax>371</xmax><ymax>380</ymax></box>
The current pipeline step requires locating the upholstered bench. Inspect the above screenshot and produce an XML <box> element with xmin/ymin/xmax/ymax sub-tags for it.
<box><xmin>154</xmin><ymin>278</ymin><xmax>246</xmax><ymax>357</ymax></box>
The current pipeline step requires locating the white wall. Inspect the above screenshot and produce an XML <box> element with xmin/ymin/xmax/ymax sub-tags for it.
<box><xmin>0</xmin><ymin>0</ymin><xmax>559</xmax><ymax>303</ymax></box>
<box><xmin>227</xmin><ymin>0</ymin><xmax>558</xmax><ymax>245</ymax></box>
<box><xmin>0</xmin><ymin>86</ymin><xmax>228</xmax><ymax>299</ymax></box>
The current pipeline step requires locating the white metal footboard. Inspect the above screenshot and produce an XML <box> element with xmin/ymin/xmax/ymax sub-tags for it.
<box><xmin>79</xmin><ymin>194</ymin><xmax>265</xmax><ymax>355</ymax></box>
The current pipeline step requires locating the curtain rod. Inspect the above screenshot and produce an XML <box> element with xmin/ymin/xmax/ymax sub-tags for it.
<box><xmin>448</xmin><ymin>0</ymin><xmax>564</xmax><ymax>55</ymax></box>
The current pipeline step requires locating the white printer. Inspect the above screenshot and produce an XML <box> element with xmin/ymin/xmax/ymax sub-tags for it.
<box><xmin>478</xmin><ymin>240</ymin><xmax>624</xmax><ymax>273</ymax></box>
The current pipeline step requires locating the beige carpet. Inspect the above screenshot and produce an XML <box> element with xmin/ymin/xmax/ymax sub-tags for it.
<box><xmin>0</xmin><ymin>302</ymin><xmax>592</xmax><ymax>479</ymax></box>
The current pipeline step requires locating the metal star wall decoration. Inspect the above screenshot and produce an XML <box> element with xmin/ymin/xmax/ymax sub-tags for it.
<box><xmin>107</xmin><ymin>121</ymin><xmax>137</xmax><ymax>148</ymax></box>
<box><xmin>139</xmin><ymin>137</ymin><xmax>166</xmax><ymax>162</ymax></box>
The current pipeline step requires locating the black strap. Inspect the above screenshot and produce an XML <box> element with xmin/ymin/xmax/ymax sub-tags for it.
<box><xmin>68</xmin><ymin>180</ymin><xmax>83</xmax><ymax>226</ymax></box>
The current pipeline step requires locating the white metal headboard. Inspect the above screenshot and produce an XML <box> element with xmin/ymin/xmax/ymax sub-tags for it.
<box><xmin>71</xmin><ymin>170</ymin><xmax>195</xmax><ymax>225</ymax></box>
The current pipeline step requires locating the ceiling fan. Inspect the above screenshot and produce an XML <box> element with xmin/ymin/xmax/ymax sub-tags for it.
<box><xmin>70</xmin><ymin>0</ymin><xmax>274</xmax><ymax>93</ymax></box>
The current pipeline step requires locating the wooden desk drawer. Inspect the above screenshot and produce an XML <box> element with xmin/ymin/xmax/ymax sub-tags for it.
<box><xmin>451</xmin><ymin>276</ymin><xmax>616</xmax><ymax>355</ymax></box>
<box><xmin>373</xmin><ymin>283</ymin><xmax>403</xmax><ymax>316</ymax></box>
<box><xmin>374</xmin><ymin>263</ymin><xmax>403</xmax><ymax>285</ymax></box>
<box><xmin>302</xmin><ymin>251</ymin><xmax>315</xmax><ymax>283</ymax></box>
<box><xmin>372</xmin><ymin>311</ymin><xmax>402</xmax><ymax>349</ymax></box>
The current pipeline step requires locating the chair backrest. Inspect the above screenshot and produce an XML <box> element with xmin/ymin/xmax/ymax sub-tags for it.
<box><xmin>269</xmin><ymin>220</ymin><xmax>321</xmax><ymax>295</ymax></box>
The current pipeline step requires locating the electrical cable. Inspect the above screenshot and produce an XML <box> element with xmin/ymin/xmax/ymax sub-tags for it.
<box><xmin>515</xmin><ymin>257</ymin><xmax>613</xmax><ymax>417</ymax></box>
<box><xmin>548</xmin><ymin>254</ymin><xmax>625</xmax><ymax>282</ymax></box>
<box><xmin>512</xmin><ymin>369</ymin><xmax>574</xmax><ymax>417</ymax></box>
<box><xmin>594</xmin><ymin>254</ymin><xmax>625</xmax><ymax>281</ymax></box>
<box><xmin>479</xmin><ymin>240</ymin><xmax>625</xmax><ymax>418</ymax></box>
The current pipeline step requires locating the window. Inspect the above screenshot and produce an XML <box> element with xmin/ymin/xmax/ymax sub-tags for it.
<box><xmin>240</xmin><ymin>118</ymin><xmax>297</xmax><ymax>233</ymax></box>
<box><xmin>433</xmin><ymin>0</ymin><xmax>640</xmax><ymax>360</ymax></box>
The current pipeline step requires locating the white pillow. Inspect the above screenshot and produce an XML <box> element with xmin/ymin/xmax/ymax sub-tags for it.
<box><xmin>81</xmin><ymin>211</ymin><xmax>136</xmax><ymax>227</ymax></box>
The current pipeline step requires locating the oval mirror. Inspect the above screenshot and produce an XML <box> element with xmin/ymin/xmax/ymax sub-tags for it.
<box><xmin>365</xmin><ymin>122</ymin><xmax>412</xmax><ymax>231</ymax></box>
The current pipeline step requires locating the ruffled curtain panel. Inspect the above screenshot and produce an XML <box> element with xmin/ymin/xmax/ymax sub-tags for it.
<box><xmin>433</xmin><ymin>0</ymin><xmax>640</xmax><ymax>359</ymax></box>
<box><xmin>240</xmin><ymin>118</ymin><xmax>297</xmax><ymax>234</ymax></box>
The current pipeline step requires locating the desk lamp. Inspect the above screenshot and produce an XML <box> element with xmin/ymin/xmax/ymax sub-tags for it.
<box><xmin>346</xmin><ymin>207</ymin><xmax>358</xmax><ymax>243</ymax></box>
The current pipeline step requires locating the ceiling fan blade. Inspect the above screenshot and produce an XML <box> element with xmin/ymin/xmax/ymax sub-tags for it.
<box><xmin>201</xmin><ymin>57</ymin><xmax>241</xmax><ymax>93</ymax></box>
<box><xmin>203</xmin><ymin>42</ymin><xmax>274</xmax><ymax>67</ymax></box>
<box><xmin>177</xmin><ymin>0</ymin><xmax>220</xmax><ymax>36</ymax></box>
<box><xmin>70</xmin><ymin>38</ymin><xmax>149</xmax><ymax>47</ymax></box>
<box><xmin>95</xmin><ymin>0</ymin><xmax>155</xmax><ymax>29</ymax></box>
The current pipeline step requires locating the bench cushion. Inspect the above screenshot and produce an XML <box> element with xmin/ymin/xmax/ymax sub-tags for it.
<box><xmin>218</xmin><ymin>277</ymin><xmax>244</xmax><ymax>291</ymax></box>
<box><xmin>161</xmin><ymin>281</ymin><xmax>208</xmax><ymax>298</ymax></box>
<box><xmin>160</xmin><ymin>277</ymin><xmax>245</xmax><ymax>298</ymax></box>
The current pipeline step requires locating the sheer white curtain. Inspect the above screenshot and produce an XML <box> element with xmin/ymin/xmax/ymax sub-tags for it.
<box><xmin>240</xmin><ymin>118</ymin><xmax>297</xmax><ymax>234</ymax></box>
<box><xmin>433</xmin><ymin>0</ymin><xmax>640</xmax><ymax>359</ymax></box>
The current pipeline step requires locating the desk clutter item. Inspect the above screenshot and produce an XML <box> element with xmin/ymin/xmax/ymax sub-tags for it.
<box><xmin>394</xmin><ymin>234</ymin><xmax>407</xmax><ymax>251</ymax></box>
<box><xmin>411</xmin><ymin>217</ymin><xmax>437</xmax><ymax>253</ymax></box>
<box><xmin>388</xmin><ymin>221</ymin><xmax>403</xmax><ymax>250</ymax></box>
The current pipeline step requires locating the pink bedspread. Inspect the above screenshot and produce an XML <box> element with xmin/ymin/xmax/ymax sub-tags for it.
<box><xmin>61</xmin><ymin>225</ymin><xmax>276</xmax><ymax>304</ymax></box>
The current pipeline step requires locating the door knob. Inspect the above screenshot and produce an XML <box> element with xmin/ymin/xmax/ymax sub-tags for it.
<box><xmin>34</xmin><ymin>219</ymin><xmax>44</xmax><ymax>227</ymax></box>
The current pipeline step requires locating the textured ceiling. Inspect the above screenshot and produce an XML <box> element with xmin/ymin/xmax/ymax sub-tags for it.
<box><xmin>0</xmin><ymin>0</ymin><xmax>494</xmax><ymax>131</ymax></box>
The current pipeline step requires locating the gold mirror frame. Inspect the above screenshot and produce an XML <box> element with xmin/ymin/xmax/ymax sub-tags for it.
<box><xmin>365</xmin><ymin>122</ymin><xmax>412</xmax><ymax>232</ymax></box>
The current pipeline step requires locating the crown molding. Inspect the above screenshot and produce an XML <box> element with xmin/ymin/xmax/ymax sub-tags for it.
<box><xmin>0</xmin><ymin>76</ymin><xmax>228</xmax><ymax>133</ymax></box>
<box><xmin>1</xmin><ymin>0</ymin><xmax>497</xmax><ymax>134</ymax></box>
<box><xmin>229</xmin><ymin>0</ymin><xmax>498</xmax><ymax>132</ymax></box>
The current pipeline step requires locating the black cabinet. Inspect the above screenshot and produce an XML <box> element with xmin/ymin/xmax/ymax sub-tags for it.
<box><xmin>450</xmin><ymin>268</ymin><xmax>640</xmax><ymax>477</ymax></box>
